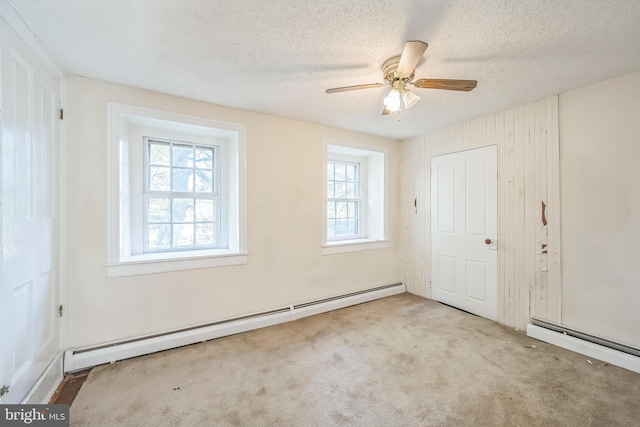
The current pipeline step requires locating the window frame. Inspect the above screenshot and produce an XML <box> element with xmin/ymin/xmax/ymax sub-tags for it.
<box><xmin>326</xmin><ymin>156</ymin><xmax>365</xmax><ymax>241</ymax></box>
<box><xmin>142</xmin><ymin>137</ymin><xmax>222</xmax><ymax>253</ymax></box>
<box><xmin>106</xmin><ymin>103</ymin><xmax>247</xmax><ymax>277</ymax></box>
<box><xmin>322</xmin><ymin>139</ymin><xmax>389</xmax><ymax>255</ymax></box>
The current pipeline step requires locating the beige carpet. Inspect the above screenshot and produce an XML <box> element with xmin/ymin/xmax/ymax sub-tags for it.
<box><xmin>70</xmin><ymin>294</ymin><xmax>640</xmax><ymax>426</ymax></box>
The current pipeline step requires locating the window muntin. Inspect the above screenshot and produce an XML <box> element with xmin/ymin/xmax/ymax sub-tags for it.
<box><xmin>143</xmin><ymin>138</ymin><xmax>220</xmax><ymax>252</ymax></box>
<box><xmin>327</xmin><ymin>160</ymin><xmax>361</xmax><ymax>240</ymax></box>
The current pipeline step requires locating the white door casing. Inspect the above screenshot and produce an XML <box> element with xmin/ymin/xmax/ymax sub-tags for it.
<box><xmin>0</xmin><ymin>18</ymin><xmax>61</xmax><ymax>403</ymax></box>
<box><xmin>431</xmin><ymin>146</ymin><xmax>498</xmax><ymax>320</ymax></box>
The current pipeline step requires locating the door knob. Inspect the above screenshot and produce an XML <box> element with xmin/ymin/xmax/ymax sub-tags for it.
<box><xmin>485</xmin><ymin>239</ymin><xmax>492</xmax><ymax>245</ymax></box>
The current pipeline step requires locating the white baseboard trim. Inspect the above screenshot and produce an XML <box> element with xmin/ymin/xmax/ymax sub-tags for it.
<box><xmin>527</xmin><ymin>324</ymin><xmax>640</xmax><ymax>374</ymax></box>
<box><xmin>22</xmin><ymin>351</ymin><xmax>64</xmax><ymax>404</ymax></box>
<box><xmin>64</xmin><ymin>282</ymin><xmax>406</xmax><ymax>372</ymax></box>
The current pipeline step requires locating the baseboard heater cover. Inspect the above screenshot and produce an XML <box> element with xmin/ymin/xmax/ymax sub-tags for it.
<box><xmin>291</xmin><ymin>282</ymin><xmax>405</xmax><ymax>320</ymax></box>
<box><xmin>64</xmin><ymin>282</ymin><xmax>405</xmax><ymax>372</ymax></box>
<box><xmin>527</xmin><ymin>319</ymin><xmax>640</xmax><ymax>374</ymax></box>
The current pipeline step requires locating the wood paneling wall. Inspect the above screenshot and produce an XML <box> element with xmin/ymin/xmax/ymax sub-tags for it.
<box><xmin>402</xmin><ymin>96</ymin><xmax>561</xmax><ymax>330</ymax></box>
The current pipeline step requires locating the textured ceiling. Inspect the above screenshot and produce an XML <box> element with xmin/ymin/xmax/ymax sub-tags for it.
<box><xmin>8</xmin><ymin>0</ymin><xmax>640</xmax><ymax>139</ymax></box>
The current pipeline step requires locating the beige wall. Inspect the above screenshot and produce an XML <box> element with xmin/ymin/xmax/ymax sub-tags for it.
<box><xmin>559</xmin><ymin>71</ymin><xmax>640</xmax><ymax>348</ymax></box>
<box><xmin>65</xmin><ymin>76</ymin><xmax>403</xmax><ymax>348</ymax></box>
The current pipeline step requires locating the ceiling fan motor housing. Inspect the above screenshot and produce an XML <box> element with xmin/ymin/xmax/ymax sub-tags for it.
<box><xmin>382</xmin><ymin>56</ymin><xmax>415</xmax><ymax>85</ymax></box>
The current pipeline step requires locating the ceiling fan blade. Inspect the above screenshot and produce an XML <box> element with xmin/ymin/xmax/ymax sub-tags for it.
<box><xmin>325</xmin><ymin>83</ymin><xmax>385</xmax><ymax>94</ymax></box>
<box><xmin>397</xmin><ymin>41</ymin><xmax>428</xmax><ymax>74</ymax></box>
<box><xmin>413</xmin><ymin>79</ymin><xmax>478</xmax><ymax>91</ymax></box>
<box><xmin>382</xmin><ymin>107</ymin><xmax>393</xmax><ymax>116</ymax></box>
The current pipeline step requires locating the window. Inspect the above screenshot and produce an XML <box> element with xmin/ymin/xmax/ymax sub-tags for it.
<box><xmin>144</xmin><ymin>139</ymin><xmax>219</xmax><ymax>252</ymax></box>
<box><xmin>323</xmin><ymin>140</ymin><xmax>388</xmax><ymax>255</ymax></box>
<box><xmin>107</xmin><ymin>104</ymin><xmax>246</xmax><ymax>277</ymax></box>
<box><xmin>327</xmin><ymin>161</ymin><xmax>361</xmax><ymax>240</ymax></box>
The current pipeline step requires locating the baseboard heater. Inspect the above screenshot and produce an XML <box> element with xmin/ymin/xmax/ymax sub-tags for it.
<box><xmin>527</xmin><ymin>318</ymin><xmax>640</xmax><ymax>374</ymax></box>
<box><xmin>64</xmin><ymin>282</ymin><xmax>405</xmax><ymax>373</ymax></box>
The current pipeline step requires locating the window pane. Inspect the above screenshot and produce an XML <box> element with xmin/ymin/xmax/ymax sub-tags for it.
<box><xmin>327</xmin><ymin>201</ymin><xmax>335</xmax><ymax>219</ymax></box>
<box><xmin>327</xmin><ymin>164</ymin><xmax>334</xmax><ymax>180</ymax></box>
<box><xmin>346</xmin><ymin>182</ymin><xmax>355</xmax><ymax>198</ymax></box>
<box><xmin>335</xmin><ymin>164</ymin><xmax>346</xmax><ymax>180</ymax></box>
<box><xmin>195</xmin><ymin>148</ymin><xmax>213</xmax><ymax>169</ymax></box>
<box><xmin>336</xmin><ymin>202</ymin><xmax>347</xmax><ymax>218</ymax></box>
<box><xmin>335</xmin><ymin>219</ymin><xmax>348</xmax><ymax>236</ymax></box>
<box><xmin>149</xmin><ymin>166</ymin><xmax>170</xmax><ymax>191</ymax></box>
<box><xmin>172</xmin><ymin>224</ymin><xmax>194</xmax><ymax>247</ymax></box>
<box><xmin>172</xmin><ymin>198</ymin><xmax>194</xmax><ymax>223</ymax></box>
<box><xmin>335</xmin><ymin>181</ymin><xmax>346</xmax><ymax>198</ymax></box>
<box><xmin>148</xmin><ymin>224</ymin><xmax>171</xmax><ymax>249</ymax></box>
<box><xmin>196</xmin><ymin>199</ymin><xmax>215</xmax><ymax>222</ymax></box>
<box><xmin>348</xmin><ymin>202</ymin><xmax>357</xmax><ymax>219</ymax></box>
<box><xmin>195</xmin><ymin>170</ymin><xmax>213</xmax><ymax>193</ymax></box>
<box><xmin>148</xmin><ymin>198</ymin><xmax>170</xmax><ymax>222</ymax></box>
<box><xmin>173</xmin><ymin>145</ymin><xmax>193</xmax><ymax>167</ymax></box>
<box><xmin>327</xmin><ymin>181</ymin><xmax>335</xmax><ymax>198</ymax></box>
<box><xmin>172</xmin><ymin>168</ymin><xmax>193</xmax><ymax>192</ymax></box>
<box><xmin>327</xmin><ymin>219</ymin><xmax>335</xmax><ymax>238</ymax></box>
<box><xmin>348</xmin><ymin>219</ymin><xmax>357</xmax><ymax>235</ymax></box>
<box><xmin>346</xmin><ymin>165</ymin><xmax>356</xmax><ymax>181</ymax></box>
<box><xmin>149</xmin><ymin>142</ymin><xmax>170</xmax><ymax>165</ymax></box>
<box><xmin>196</xmin><ymin>223</ymin><xmax>215</xmax><ymax>246</ymax></box>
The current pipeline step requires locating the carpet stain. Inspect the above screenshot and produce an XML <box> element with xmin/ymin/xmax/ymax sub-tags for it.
<box><xmin>126</xmin><ymin>398</ymin><xmax>144</xmax><ymax>412</ymax></box>
<box><xmin>391</xmin><ymin>352</ymin><xmax>417</xmax><ymax>366</ymax></box>
<box><xmin>331</xmin><ymin>411</ymin><xmax>351</xmax><ymax>423</ymax></box>
<box><xmin>330</xmin><ymin>352</ymin><xmax>344</xmax><ymax>365</ymax></box>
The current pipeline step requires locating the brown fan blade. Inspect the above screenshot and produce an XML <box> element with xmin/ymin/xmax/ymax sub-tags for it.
<box><xmin>382</xmin><ymin>107</ymin><xmax>393</xmax><ymax>116</ymax></box>
<box><xmin>397</xmin><ymin>41</ymin><xmax>428</xmax><ymax>74</ymax></box>
<box><xmin>325</xmin><ymin>83</ymin><xmax>385</xmax><ymax>94</ymax></box>
<box><xmin>413</xmin><ymin>79</ymin><xmax>478</xmax><ymax>91</ymax></box>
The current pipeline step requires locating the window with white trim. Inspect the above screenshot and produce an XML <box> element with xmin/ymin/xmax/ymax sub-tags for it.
<box><xmin>107</xmin><ymin>103</ymin><xmax>246</xmax><ymax>277</ymax></box>
<box><xmin>323</xmin><ymin>140</ymin><xmax>388</xmax><ymax>254</ymax></box>
<box><xmin>327</xmin><ymin>160</ymin><xmax>362</xmax><ymax>240</ymax></box>
<box><xmin>144</xmin><ymin>139</ymin><xmax>220</xmax><ymax>252</ymax></box>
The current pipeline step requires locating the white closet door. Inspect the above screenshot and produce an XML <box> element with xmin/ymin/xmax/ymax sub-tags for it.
<box><xmin>431</xmin><ymin>146</ymin><xmax>498</xmax><ymax>320</ymax></box>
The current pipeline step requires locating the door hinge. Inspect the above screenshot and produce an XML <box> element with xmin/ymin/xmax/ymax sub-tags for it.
<box><xmin>59</xmin><ymin>108</ymin><xmax>64</xmax><ymax>120</ymax></box>
<box><xmin>0</xmin><ymin>385</ymin><xmax>9</xmax><ymax>397</ymax></box>
<box><xmin>59</xmin><ymin>305</ymin><xmax>63</xmax><ymax>317</ymax></box>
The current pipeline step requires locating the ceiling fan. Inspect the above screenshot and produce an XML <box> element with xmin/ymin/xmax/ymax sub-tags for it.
<box><xmin>325</xmin><ymin>41</ymin><xmax>477</xmax><ymax>115</ymax></box>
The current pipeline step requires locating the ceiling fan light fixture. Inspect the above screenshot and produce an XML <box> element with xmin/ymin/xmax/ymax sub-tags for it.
<box><xmin>383</xmin><ymin>88</ymin><xmax>401</xmax><ymax>112</ymax></box>
<box><xmin>324</xmin><ymin>41</ymin><xmax>477</xmax><ymax>118</ymax></box>
<box><xmin>402</xmin><ymin>89</ymin><xmax>420</xmax><ymax>109</ymax></box>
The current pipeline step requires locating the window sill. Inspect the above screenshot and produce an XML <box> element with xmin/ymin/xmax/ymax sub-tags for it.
<box><xmin>106</xmin><ymin>250</ymin><xmax>248</xmax><ymax>277</ymax></box>
<box><xmin>321</xmin><ymin>239</ymin><xmax>389</xmax><ymax>255</ymax></box>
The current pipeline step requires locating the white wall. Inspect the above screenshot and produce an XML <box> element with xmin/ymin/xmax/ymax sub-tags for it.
<box><xmin>403</xmin><ymin>97</ymin><xmax>562</xmax><ymax>331</ymax></box>
<box><xmin>403</xmin><ymin>96</ymin><xmax>562</xmax><ymax>331</ymax></box>
<box><xmin>559</xmin><ymin>71</ymin><xmax>640</xmax><ymax>348</ymax></box>
<box><xmin>403</xmin><ymin>97</ymin><xmax>561</xmax><ymax>328</ymax></box>
<box><xmin>65</xmin><ymin>76</ymin><xmax>403</xmax><ymax>348</ymax></box>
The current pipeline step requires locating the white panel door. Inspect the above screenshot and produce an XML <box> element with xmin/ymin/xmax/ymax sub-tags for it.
<box><xmin>1</xmin><ymin>20</ymin><xmax>60</xmax><ymax>403</ymax></box>
<box><xmin>431</xmin><ymin>146</ymin><xmax>497</xmax><ymax>320</ymax></box>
